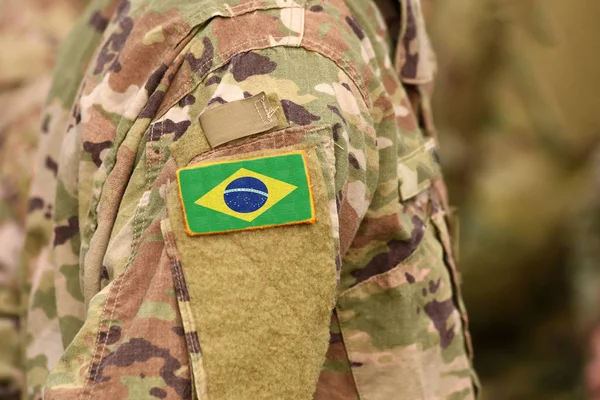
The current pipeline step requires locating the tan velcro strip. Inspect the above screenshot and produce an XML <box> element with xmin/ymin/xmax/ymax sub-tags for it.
<box><xmin>199</xmin><ymin>92</ymin><xmax>288</xmax><ymax>148</ymax></box>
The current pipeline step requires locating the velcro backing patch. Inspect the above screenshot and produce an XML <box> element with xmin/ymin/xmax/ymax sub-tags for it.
<box><xmin>177</xmin><ymin>151</ymin><xmax>315</xmax><ymax>235</ymax></box>
<box><xmin>166</xmin><ymin>145</ymin><xmax>337</xmax><ymax>399</ymax></box>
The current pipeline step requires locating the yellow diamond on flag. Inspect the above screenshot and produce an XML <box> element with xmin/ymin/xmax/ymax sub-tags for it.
<box><xmin>195</xmin><ymin>168</ymin><xmax>297</xmax><ymax>222</ymax></box>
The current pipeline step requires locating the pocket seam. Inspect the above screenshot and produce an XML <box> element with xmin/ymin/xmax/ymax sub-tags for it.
<box><xmin>184</xmin><ymin>125</ymin><xmax>332</xmax><ymax>167</ymax></box>
<box><xmin>340</xmin><ymin>214</ymin><xmax>431</xmax><ymax>297</ymax></box>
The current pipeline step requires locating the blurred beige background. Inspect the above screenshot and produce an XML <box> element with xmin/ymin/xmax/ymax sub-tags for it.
<box><xmin>428</xmin><ymin>0</ymin><xmax>600</xmax><ymax>398</ymax></box>
<box><xmin>0</xmin><ymin>1</ymin><xmax>85</xmax><ymax>398</ymax></box>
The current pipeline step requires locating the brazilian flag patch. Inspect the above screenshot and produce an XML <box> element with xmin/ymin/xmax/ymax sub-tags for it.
<box><xmin>176</xmin><ymin>151</ymin><xmax>316</xmax><ymax>235</ymax></box>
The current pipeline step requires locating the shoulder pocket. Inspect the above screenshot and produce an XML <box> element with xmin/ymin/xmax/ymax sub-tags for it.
<box><xmin>398</xmin><ymin>137</ymin><xmax>440</xmax><ymax>201</ymax></box>
<box><xmin>162</xmin><ymin>126</ymin><xmax>340</xmax><ymax>400</ymax></box>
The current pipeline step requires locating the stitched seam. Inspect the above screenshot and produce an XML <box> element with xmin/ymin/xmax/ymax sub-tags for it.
<box><xmin>187</xmin><ymin>126</ymin><xmax>330</xmax><ymax>165</ymax></box>
<box><xmin>339</xmin><ymin>223</ymin><xmax>428</xmax><ymax>298</ymax></box>
<box><xmin>230</xmin><ymin>1</ymin><xmax>304</xmax><ymax>14</ymax></box>
<box><xmin>160</xmin><ymin>36</ymin><xmax>291</xmax><ymax>119</ymax></box>
<box><xmin>258</xmin><ymin>96</ymin><xmax>278</xmax><ymax>123</ymax></box>
<box><xmin>287</xmin><ymin>3</ymin><xmax>294</xmax><ymax>47</ymax></box>
<box><xmin>173</xmin><ymin>261</ymin><xmax>198</xmax><ymax>353</ymax></box>
<box><xmin>432</xmin><ymin>220</ymin><xmax>473</xmax><ymax>362</ymax></box>
<box><xmin>298</xmin><ymin>1</ymin><xmax>306</xmax><ymax>45</ymax></box>
<box><xmin>166</xmin><ymin>32</ymin><xmax>370</xmax><ymax>117</ymax></box>
<box><xmin>126</xmin><ymin>127</ymin><xmax>151</xmax><ymax>266</ymax></box>
<box><xmin>335</xmin><ymin>306</ymin><xmax>365</xmax><ymax>400</ymax></box>
<box><xmin>253</xmin><ymin>99</ymin><xmax>267</xmax><ymax>124</ymax></box>
<box><xmin>127</xmin><ymin>202</ymin><xmax>143</xmax><ymax>267</ymax></box>
<box><xmin>186</xmin><ymin>3</ymin><xmax>304</xmax><ymax>45</ymax></box>
<box><xmin>86</xmin><ymin>273</ymin><xmax>124</xmax><ymax>400</ymax></box>
<box><xmin>187</xmin><ymin>3</ymin><xmax>308</xmax><ymax>39</ymax></box>
<box><xmin>78</xmin><ymin>286</ymin><xmax>113</xmax><ymax>400</ymax></box>
<box><xmin>84</xmin><ymin>115</ymin><xmax>160</xmax><ymax>399</ymax></box>
<box><xmin>163</xmin><ymin>212</ymin><xmax>206</xmax><ymax>396</ymax></box>
<box><xmin>126</xmin><ymin>123</ymin><xmax>157</xmax><ymax>265</ymax></box>
<box><xmin>188</xmin><ymin>6</ymin><xmax>231</xmax><ymax>25</ymax></box>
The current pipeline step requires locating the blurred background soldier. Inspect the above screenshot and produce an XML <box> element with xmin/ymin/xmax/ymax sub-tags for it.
<box><xmin>426</xmin><ymin>0</ymin><xmax>600</xmax><ymax>398</ymax></box>
<box><xmin>0</xmin><ymin>1</ymin><xmax>84</xmax><ymax>398</ymax></box>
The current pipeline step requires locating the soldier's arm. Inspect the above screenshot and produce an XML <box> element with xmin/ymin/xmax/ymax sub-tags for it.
<box><xmin>39</xmin><ymin>35</ymin><xmax>378</xmax><ymax>396</ymax></box>
<box><xmin>25</xmin><ymin>1</ymin><xmax>476</xmax><ymax>398</ymax></box>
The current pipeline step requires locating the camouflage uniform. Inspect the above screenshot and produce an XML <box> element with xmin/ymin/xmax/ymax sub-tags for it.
<box><xmin>0</xmin><ymin>1</ymin><xmax>83</xmax><ymax>398</ymax></box>
<box><xmin>22</xmin><ymin>0</ymin><xmax>478</xmax><ymax>398</ymax></box>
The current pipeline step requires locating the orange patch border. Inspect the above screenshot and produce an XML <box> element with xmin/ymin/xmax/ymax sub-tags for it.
<box><xmin>176</xmin><ymin>150</ymin><xmax>317</xmax><ymax>236</ymax></box>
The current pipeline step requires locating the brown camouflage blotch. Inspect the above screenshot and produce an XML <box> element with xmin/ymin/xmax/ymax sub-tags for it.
<box><xmin>350</xmin><ymin>215</ymin><xmax>426</xmax><ymax>286</ymax></box>
<box><xmin>149</xmin><ymin>119</ymin><xmax>191</xmax><ymax>142</ymax></box>
<box><xmin>351</xmin><ymin>214</ymin><xmax>402</xmax><ymax>248</ymax></box>
<box><xmin>93</xmin><ymin>1</ymin><xmax>132</xmax><ymax>75</ymax></box>
<box><xmin>81</xmin><ymin>105</ymin><xmax>117</xmax><ymax>149</ymax></box>
<box><xmin>140</xmin><ymin>90</ymin><xmax>166</xmax><ymax>118</ymax></box>
<box><xmin>424</xmin><ymin>298</ymin><xmax>457</xmax><ymax>349</ymax></box>
<box><xmin>98</xmin><ymin>325</ymin><xmax>122</xmax><ymax>346</ymax></box>
<box><xmin>82</xmin><ymin>141</ymin><xmax>112</xmax><ymax>168</ymax></box>
<box><xmin>149</xmin><ymin>387</ymin><xmax>167</xmax><ymax>398</ymax></box>
<box><xmin>314</xmin><ymin>371</ymin><xmax>359</xmax><ymax>400</ymax></box>
<box><xmin>28</xmin><ymin>197</ymin><xmax>44</xmax><ymax>213</ymax></box>
<box><xmin>105</xmin><ymin>8</ymin><xmax>189</xmax><ymax>93</ymax></box>
<box><xmin>382</xmin><ymin>73</ymin><xmax>400</xmax><ymax>96</ymax></box>
<box><xmin>337</xmin><ymin>188</ymin><xmax>365</xmax><ymax>257</ymax></box>
<box><xmin>89</xmin><ymin>11</ymin><xmax>110</xmax><ymax>33</ymax></box>
<box><xmin>400</xmin><ymin>0</ymin><xmax>419</xmax><ymax>80</ymax></box>
<box><xmin>230</xmin><ymin>51</ymin><xmax>277</xmax><ymax>82</ymax></box>
<box><xmin>53</xmin><ymin>216</ymin><xmax>79</xmax><ymax>247</ymax></box>
<box><xmin>429</xmin><ymin>278</ymin><xmax>442</xmax><ymax>294</ymax></box>
<box><xmin>95</xmin><ymin>337</ymin><xmax>190</xmax><ymax>397</ymax></box>
<box><xmin>373</xmin><ymin>94</ymin><xmax>395</xmax><ymax>122</ymax></box>
<box><xmin>328</xmin><ymin>106</ymin><xmax>347</xmax><ymax>125</ymax></box>
<box><xmin>281</xmin><ymin>99</ymin><xmax>321</xmax><ymax>126</ymax></box>
<box><xmin>177</xmin><ymin>94</ymin><xmax>195</xmax><ymax>107</ymax></box>
<box><xmin>204</xmin><ymin>75</ymin><xmax>221</xmax><ymax>86</ymax></box>
<box><xmin>45</xmin><ymin>156</ymin><xmax>59</xmax><ymax>176</ymax></box>
<box><xmin>345</xmin><ymin>16</ymin><xmax>365</xmax><ymax>40</ymax></box>
<box><xmin>145</xmin><ymin>64</ymin><xmax>169</xmax><ymax>92</ymax></box>
<box><xmin>77</xmin><ymin>223</ymin><xmax>191</xmax><ymax>398</ymax></box>
<box><xmin>185</xmin><ymin>37</ymin><xmax>214</xmax><ymax>75</ymax></box>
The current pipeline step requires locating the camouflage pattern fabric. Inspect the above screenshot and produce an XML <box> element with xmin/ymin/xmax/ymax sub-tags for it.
<box><xmin>22</xmin><ymin>0</ymin><xmax>478</xmax><ymax>398</ymax></box>
<box><xmin>425</xmin><ymin>0</ymin><xmax>600</xmax><ymax>398</ymax></box>
<box><xmin>0</xmin><ymin>1</ymin><xmax>84</xmax><ymax>399</ymax></box>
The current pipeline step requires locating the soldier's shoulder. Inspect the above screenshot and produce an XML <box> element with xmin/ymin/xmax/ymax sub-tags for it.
<box><xmin>69</xmin><ymin>0</ymin><xmax>375</xmax><ymax>107</ymax></box>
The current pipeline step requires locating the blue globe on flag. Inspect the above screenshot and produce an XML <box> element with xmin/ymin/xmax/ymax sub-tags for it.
<box><xmin>223</xmin><ymin>176</ymin><xmax>269</xmax><ymax>213</ymax></box>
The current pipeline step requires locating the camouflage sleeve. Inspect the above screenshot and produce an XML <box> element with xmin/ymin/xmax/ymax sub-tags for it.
<box><xmin>41</xmin><ymin>45</ymin><xmax>379</xmax><ymax>400</ymax></box>
<box><xmin>0</xmin><ymin>73</ymin><xmax>54</xmax><ymax>400</ymax></box>
<box><xmin>0</xmin><ymin>0</ymin><xmax>88</xmax><ymax>398</ymax></box>
<box><xmin>20</xmin><ymin>1</ymin><xmax>125</xmax><ymax>398</ymax></box>
<box><xmin>26</xmin><ymin>1</ymin><xmax>477</xmax><ymax>399</ymax></box>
